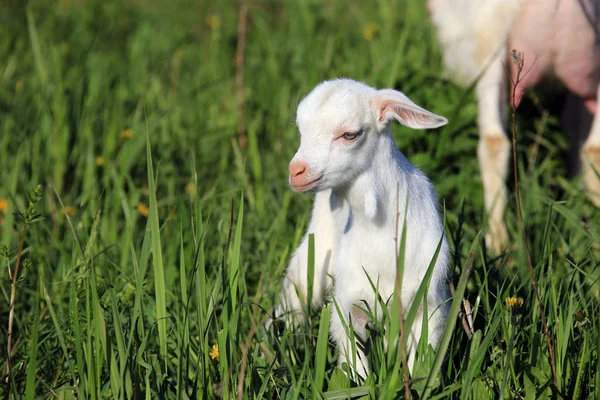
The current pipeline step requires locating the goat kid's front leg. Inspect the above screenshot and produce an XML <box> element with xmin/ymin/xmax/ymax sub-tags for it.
<box><xmin>476</xmin><ymin>58</ymin><xmax>511</xmax><ymax>253</ymax></box>
<box><xmin>581</xmin><ymin>84</ymin><xmax>600</xmax><ymax>206</ymax></box>
<box><xmin>330</xmin><ymin>302</ymin><xmax>370</xmax><ymax>380</ymax></box>
<box><xmin>396</xmin><ymin>261</ymin><xmax>449</xmax><ymax>372</ymax></box>
<box><xmin>274</xmin><ymin>190</ymin><xmax>337</xmax><ymax>327</ymax></box>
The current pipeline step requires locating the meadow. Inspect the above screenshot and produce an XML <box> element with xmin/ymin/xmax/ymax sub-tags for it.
<box><xmin>0</xmin><ymin>0</ymin><xmax>599</xmax><ymax>398</ymax></box>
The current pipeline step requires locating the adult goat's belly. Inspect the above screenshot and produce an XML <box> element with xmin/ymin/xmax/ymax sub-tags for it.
<box><xmin>510</xmin><ymin>0</ymin><xmax>600</xmax><ymax>98</ymax></box>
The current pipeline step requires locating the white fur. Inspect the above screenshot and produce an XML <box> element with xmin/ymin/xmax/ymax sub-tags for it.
<box><xmin>274</xmin><ymin>79</ymin><xmax>451</xmax><ymax>378</ymax></box>
<box><xmin>429</xmin><ymin>0</ymin><xmax>600</xmax><ymax>252</ymax></box>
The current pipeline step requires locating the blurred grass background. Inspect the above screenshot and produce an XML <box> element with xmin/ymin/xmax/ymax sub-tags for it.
<box><xmin>0</xmin><ymin>0</ymin><xmax>599</xmax><ymax>398</ymax></box>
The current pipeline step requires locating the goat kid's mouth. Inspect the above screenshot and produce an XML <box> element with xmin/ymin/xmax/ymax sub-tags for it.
<box><xmin>290</xmin><ymin>175</ymin><xmax>324</xmax><ymax>192</ymax></box>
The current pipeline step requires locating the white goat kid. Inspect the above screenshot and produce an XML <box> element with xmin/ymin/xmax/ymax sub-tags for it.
<box><xmin>275</xmin><ymin>79</ymin><xmax>451</xmax><ymax>378</ymax></box>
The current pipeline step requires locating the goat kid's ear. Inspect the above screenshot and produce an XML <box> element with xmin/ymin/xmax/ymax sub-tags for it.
<box><xmin>374</xmin><ymin>89</ymin><xmax>448</xmax><ymax>130</ymax></box>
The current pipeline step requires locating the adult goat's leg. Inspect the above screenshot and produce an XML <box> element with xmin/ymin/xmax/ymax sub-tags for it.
<box><xmin>582</xmin><ymin>84</ymin><xmax>600</xmax><ymax>206</ymax></box>
<box><xmin>476</xmin><ymin>58</ymin><xmax>510</xmax><ymax>253</ymax></box>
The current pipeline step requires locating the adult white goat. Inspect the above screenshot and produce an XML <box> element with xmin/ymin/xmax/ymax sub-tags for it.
<box><xmin>429</xmin><ymin>0</ymin><xmax>600</xmax><ymax>252</ymax></box>
<box><xmin>274</xmin><ymin>79</ymin><xmax>451</xmax><ymax>378</ymax></box>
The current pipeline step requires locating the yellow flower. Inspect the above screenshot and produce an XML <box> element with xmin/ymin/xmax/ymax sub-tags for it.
<box><xmin>185</xmin><ymin>183</ymin><xmax>196</xmax><ymax>195</ymax></box>
<box><xmin>63</xmin><ymin>206</ymin><xmax>77</xmax><ymax>216</ymax></box>
<box><xmin>120</xmin><ymin>128</ymin><xmax>133</xmax><ymax>140</ymax></box>
<box><xmin>59</xmin><ymin>42</ymin><xmax>70</xmax><ymax>54</ymax></box>
<box><xmin>497</xmin><ymin>338</ymin><xmax>506</xmax><ymax>350</ymax></box>
<box><xmin>0</xmin><ymin>199</ymin><xmax>8</xmax><ymax>213</ymax></box>
<box><xmin>361</xmin><ymin>22</ymin><xmax>380</xmax><ymax>41</ymax></box>
<box><xmin>136</xmin><ymin>203</ymin><xmax>149</xmax><ymax>217</ymax></box>
<box><xmin>205</xmin><ymin>15</ymin><xmax>220</xmax><ymax>31</ymax></box>
<box><xmin>15</xmin><ymin>80</ymin><xmax>23</xmax><ymax>93</ymax></box>
<box><xmin>504</xmin><ymin>296</ymin><xmax>524</xmax><ymax>310</ymax></box>
<box><xmin>96</xmin><ymin>156</ymin><xmax>105</xmax><ymax>166</ymax></box>
<box><xmin>208</xmin><ymin>343</ymin><xmax>219</xmax><ymax>361</ymax></box>
<box><xmin>574</xmin><ymin>309</ymin><xmax>589</xmax><ymax>328</ymax></box>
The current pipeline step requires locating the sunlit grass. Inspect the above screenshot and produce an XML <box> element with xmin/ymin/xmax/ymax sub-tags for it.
<box><xmin>0</xmin><ymin>0</ymin><xmax>599</xmax><ymax>398</ymax></box>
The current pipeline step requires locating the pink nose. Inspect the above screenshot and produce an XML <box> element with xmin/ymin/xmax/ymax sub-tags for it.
<box><xmin>288</xmin><ymin>161</ymin><xmax>308</xmax><ymax>184</ymax></box>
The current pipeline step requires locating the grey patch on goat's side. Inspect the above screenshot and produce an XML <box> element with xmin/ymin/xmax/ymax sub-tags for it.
<box><xmin>344</xmin><ymin>208</ymin><xmax>353</xmax><ymax>234</ymax></box>
<box><xmin>329</xmin><ymin>191</ymin><xmax>343</xmax><ymax>211</ymax></box>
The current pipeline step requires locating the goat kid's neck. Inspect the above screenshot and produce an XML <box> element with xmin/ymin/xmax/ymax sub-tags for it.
<box><xmin>332</xmin><ymin>132</ymin><xmax>407</xmax><ymax>224</ymax></box>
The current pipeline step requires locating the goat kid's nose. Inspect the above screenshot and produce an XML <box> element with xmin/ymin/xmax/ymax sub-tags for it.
<box><xmin>289</xmin><ymin>161</ymin><xmax>308</xmax><ymax>178</ymax></box>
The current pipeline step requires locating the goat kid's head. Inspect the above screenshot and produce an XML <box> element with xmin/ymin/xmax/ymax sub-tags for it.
<box><xmin>288</xmin><ymin>79</ymin><xmax>447</xmax><ymax>192</ymax></box>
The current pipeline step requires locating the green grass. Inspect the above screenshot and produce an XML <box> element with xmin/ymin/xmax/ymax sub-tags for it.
<box><xmin>1</xmin><ymin>0</ymin><xmax>599</xmax><ymax>398</ymax></box>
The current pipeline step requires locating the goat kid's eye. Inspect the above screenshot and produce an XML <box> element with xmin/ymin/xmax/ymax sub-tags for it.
<box><xmin>341</xmin><ymin>131</ymin><xmax>362</xmax><ymax>141</ymax></box>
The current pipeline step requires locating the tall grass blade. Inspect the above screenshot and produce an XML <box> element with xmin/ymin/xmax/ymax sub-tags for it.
<box><xmin>70</xmin><ymin>281</ymin><xmax>87</xmax><ymax>400</ymax></box>
<box><xmin>26</xmin><ymin>7</ymin><xmax>48</xmax><ymax>86</ymax></box>
<box><xmin>460</xmin><ymin>317</ymin><xmax>501</xmax><ymax>399</ymax></box>
<box><xmin>313</xmin><ymin>304</ymin><xmax>331</xmax><ymax>398</ymax></box>
<box><xmin>324</xmin><ymin>385</ymin><xmax>374</xmax><ymax>399</ymax></box>
<box><xmin>422</xmin><ymin>232</ymin><xmax>481</xmax><ymax>399</ymax></box>
<box><xmin>41</xmin><ymin>266</ymin><xmax>77</xmax><ymax>390</ymax></box>
<box><xmin>24</xmin><ymin>276</ymin><xmax>41</xmax><ymax>400</ymax></box>
<box><xmin>404</xmin><ymin>234</ymin><xmax>444</xmax><ymax>340</ymax></box>
<box><xmin>229</xmin><ymin>192</ymin><xmax>244</xmax><ymax>313</ymax></box>
<box><xmin>145</xmin><ymin>131</ymin><xmax>168</xmax><ymax>361</ymax></box>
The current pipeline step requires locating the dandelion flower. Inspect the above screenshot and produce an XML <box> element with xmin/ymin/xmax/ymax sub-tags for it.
<box><xmin>574</xmin><ymin>309</ymin><xmax>586</xmax><ymax>322</ymax></box>
<box><xmin>205</xmin><ymin>15</ymin><xmax>220</xmax><ymax>31</ymax></box>
<box><xmin>63</xmin><ymin>206</ymin><xmax>77</xmax><ymax>216</ymax></box>
<box><xmin>137</xmin><ymin>203</ymin><xmax>149</xmax><ymax>217</ymax></box>
<box><xmin>96</xmin><ymin>156</ymin><xmax>105</xmax><ymax>166</ymax></box>
<box><xmin>185</xmin><ymin>183</ymin><xmax>196</xmax><ymax>195</ymax></box>
<box><xmin>0</xmin><ymin>199</ymin><xmax>8</xmax><ymax>213</ymax></box>
<box><xmin>120</xmin><ymin>128</ymin><xmax>133</xmax><ymax>140</ymax></box>
<box><xmin>59</xmin><ymin>42</ymin><xmax>71</xmax><ymax>54</ymax></box>
<box><xmin>497</xmin><ymin>338</ymin><xmax>506</xmax><ymax>350</ymax></box>
<box><xmin>574</xmin><ymin>309</ymin><xmax>589</xmax><ymax>328</ymax></box>
<box><xmin>208</xmin><ymin>343</ymin><xmax>219</xmax><ymax>361</ymax></box>
<box><xmin>504</xmin><ymin>296</ymin><xmax>524</xmax><ymax>310</ymax></box>
<box><xmin>361</xmin><ymin>23</ymin><xmax>380</xmax><ymax>41</ymax></box>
